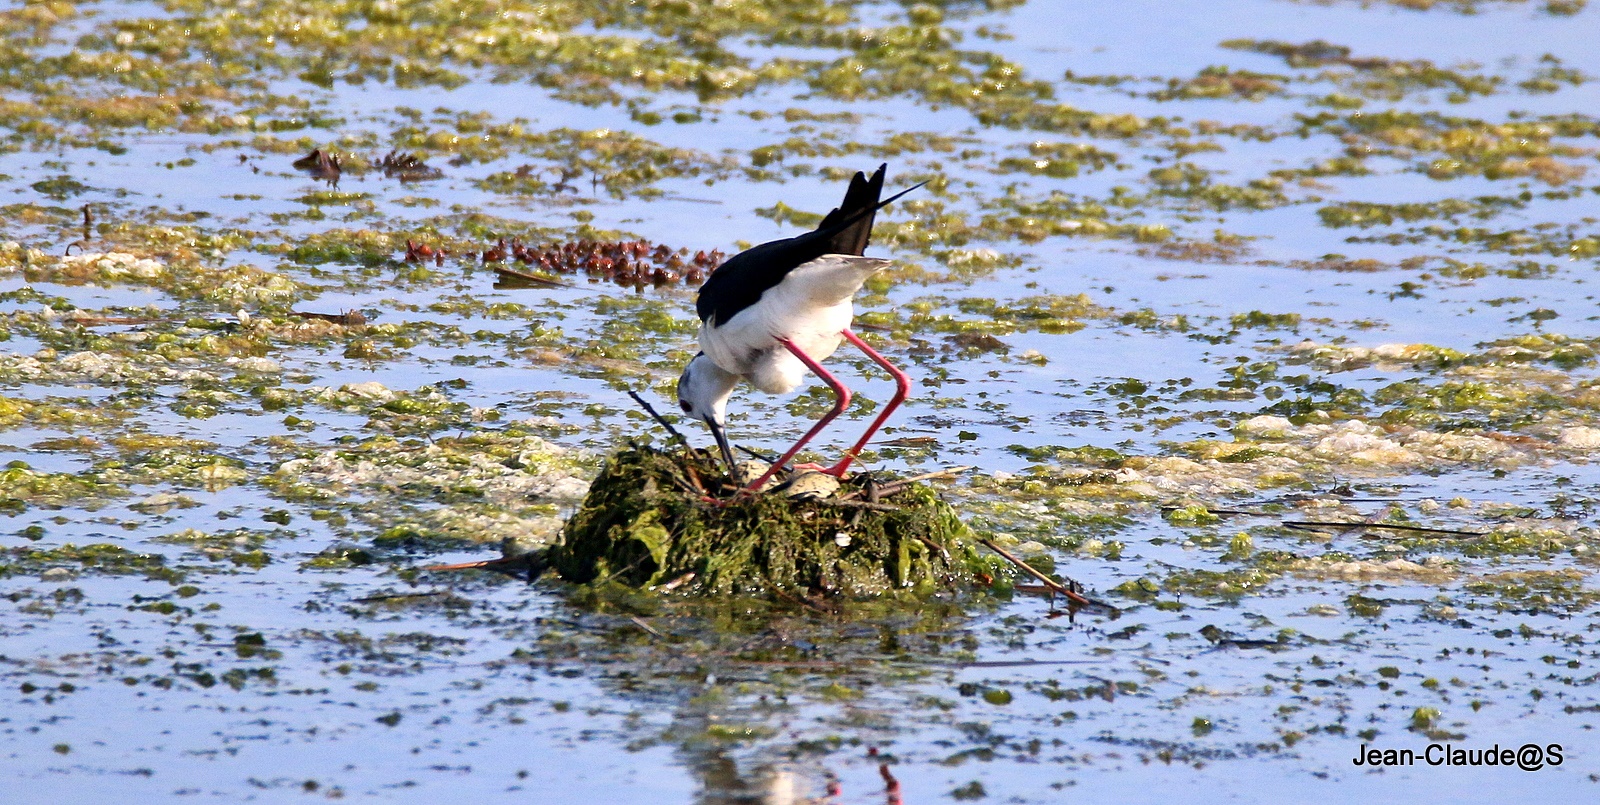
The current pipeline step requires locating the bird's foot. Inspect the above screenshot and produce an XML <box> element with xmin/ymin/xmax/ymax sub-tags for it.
<box><xmin>792</xmin><ymin>460</ymin><xmax>859</xmax><ymax>479</ymax></box>
<box><xmin>816</xmin><ymin>457</ymin><xmax>864</xmax><ymax>478</ymax></box>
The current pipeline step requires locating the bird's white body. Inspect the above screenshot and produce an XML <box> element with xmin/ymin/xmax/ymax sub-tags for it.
<box><xmin>698</xmin><ymin>254</ymin><xmax>891</xmax><ymax>394</ymax></box>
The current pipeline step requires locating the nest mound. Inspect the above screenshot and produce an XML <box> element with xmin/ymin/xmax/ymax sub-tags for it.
<box><xmin>551</xmin><ymin>443</ymin><xmax>987</xmax><ymax>598</ymax></box>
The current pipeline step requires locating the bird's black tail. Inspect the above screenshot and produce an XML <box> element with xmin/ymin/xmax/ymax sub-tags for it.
<box><xmin>819</xmin><ymin>164</ymin><xmax>887</xmax><ymax>256</ymax></box>
<box><xmin>811</xmin><ymin>165</ymin><xmax>925</xmax><ymax>256</ymax></box>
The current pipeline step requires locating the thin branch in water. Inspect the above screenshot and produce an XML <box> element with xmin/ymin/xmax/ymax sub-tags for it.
<box><xmin>1281</xmin><ymin>520</ymin><xmax>1484</xmax><ymax>537</ymax></box>
<box><xmin>770</xmin><ymin>586</ymin><xmax>835</xmax><ymax>615</ymax></box>
<box><xmin>491</xmin><ymin>264</ymin><xmax>574</xmax><ymax>288</ymax></box>
<box><xmin>978</xmin><ymin>537</ymin><xmax>1112</xmax><ymax>612</ymax></box>
<box><xmin>63</xmin><ymin>314</ymin><xmax>168</xmax><ymax>327</ymax></box>
<box><xmin>656</xmin><ymin>194</ymin><xmax>724</xmax><ymax>205</ymax></box>
<box><xmin>353</xmin><ymin>591</ymin><xmax>449</xmax><ymax>603</ymax></box>
<box><xmin>1157</xmin><ymin>505</ymin><xmax>1266</xmax><ymax>517</ymax></box>
<box><xmin>1014</xmin><ymin>584</ymin><xmax>1058</xmax><ymax>596</ymax></box>
<box><xmin>654</xmin><ymin>572</ymin><xmax>696</xmax><ymax>591</ymax></box>
<box><xmin>424</xmin><ymin>556</ymin><xmax>526</xmax><ymax>571</ymax></box>
<box><xmin>628</xmin><ymin>616</ymin><xmax>667</xmax><ymax>641</ymax></box>
<box><xmin>954</xmin><ymin>658</ymin><xmax>1103</xmax><ymax>668</ymax></box>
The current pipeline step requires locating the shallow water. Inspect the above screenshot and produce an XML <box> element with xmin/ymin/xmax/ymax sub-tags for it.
<box><xmin>3</xmin><ymin>0</ymin><xmax>1600</xmax><ymax>802</ymax></box>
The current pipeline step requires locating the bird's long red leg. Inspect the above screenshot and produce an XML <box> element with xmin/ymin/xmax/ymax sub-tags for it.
<box><xmin>825</xmin><ymin>329</ymin><xmax>911</xmax><ymax>477</ymax></box>
<box><xmin>743</xmin><ymin>338</ymin><xmax>852</xmax><ymax>492</ymax></box>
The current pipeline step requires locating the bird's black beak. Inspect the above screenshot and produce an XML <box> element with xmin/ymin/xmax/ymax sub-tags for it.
<box><xmin>706</xmin><ymin>417</ymin><xmax>737</xmax><ymax>477</ymax></box>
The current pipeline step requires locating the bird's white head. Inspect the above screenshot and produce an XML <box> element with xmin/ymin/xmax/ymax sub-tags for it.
<box><xmin>677</xmin><ymin>352</ymin><xmax>740</xmax><ymax>471</ymax></box>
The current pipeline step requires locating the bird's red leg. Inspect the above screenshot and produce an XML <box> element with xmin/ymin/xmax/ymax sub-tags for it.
<box><xmin>743</xmin><ymin>337</ymin><xmax>852</xmax><ymax>492</ymax></box>
<box><xmin>825</xmin><ymin>329</ymin><xmax>911</xmax><ymax>477</ymax></box>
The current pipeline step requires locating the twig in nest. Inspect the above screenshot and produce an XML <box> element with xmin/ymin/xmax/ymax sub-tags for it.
<box><xmin>816</xmin><ymin>499</ymin><xmax>901</xmax><ymax>512</ymax></box>
<box><xmin>847</xmin><ymin>476</ymin><xmax>879</xmax><ymax>527</ymax></box>
<box><xmin>679</xmin><ymin>460</ymin><xmax>707</xmax><ymax>495</ymax></box>
<box><xmin>658</xmin><ymin>467</ymin><xmax>703</xmax><ymax>498</ymax></box>
<box><xmin>978</xmin><ymin>537</ymin><xmax>1110</xmax><ymax>612</ymax></box>
<box><xmin>1282</xmin><ymin>520</ymin><xmax>1483</xmax><ymax>537</ymax></box>
<box><xmin>627</xmin><ymin>389</ymin><xmax>687</xmax><ymax>444</ymax></box>
<box><xmin>917</xmin><ymin>534</ymin><xmax>951</xmax><ymax>563</ymax></box>
<box><xmin>843</xmin><ymin>465</ymin><xmax>972</xmax><ymax>500</ymax></box>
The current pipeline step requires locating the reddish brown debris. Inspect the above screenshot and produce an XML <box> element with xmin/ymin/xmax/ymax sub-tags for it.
<box><xmin>411</xmin><ymin>237</ymin><xmax>725</xmax><ymax>289</ymax></box>
<box><xmin>403</xmin><ymin>239</ymin><xmax>451</xmax><ymax>265</ymax></box>
<box><xmin>401</xmin><ymin>239</ymin><xmax>452</xmax><ymax>266</ymax></box>
<box><xmin>378</xmin><ymin>150</ymin><xmax>443</xmax><ymax>182</ymax></box>
<box><xmin>292</xmin><ymin>149</ymin><xmax>341</xmax><ymax>181</ymax></box>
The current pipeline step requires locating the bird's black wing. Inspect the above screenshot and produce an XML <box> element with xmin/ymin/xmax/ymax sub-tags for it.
<box><xmin>696</xmin><ymin>164</ymin><xmax>891</xmax><ymax>328</ymax></box>
<box><xmin>695</xmin><ymin>234</ymin><xmax>819</xmax><ymax>327</ymax></box>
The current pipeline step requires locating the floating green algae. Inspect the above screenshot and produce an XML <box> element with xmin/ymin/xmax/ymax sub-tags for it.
<box><xmin>3</xmin><ymin>0</ymin><xmax>1600</xmax><ymax>799</ymax></box>
<box><xmin>552</xmin><ymin>443</ymin><xmax>993</xmax><ymax>598</ymax></box>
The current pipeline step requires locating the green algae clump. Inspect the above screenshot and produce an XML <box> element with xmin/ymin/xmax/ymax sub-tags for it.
<box><xmin>552</xmin><ymin>443</ymin><xmax>986</xmax><ymax>598</ymax></box>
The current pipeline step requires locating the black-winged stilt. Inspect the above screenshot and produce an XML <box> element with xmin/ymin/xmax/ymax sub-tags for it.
<box><xmin>677</xmin><ymin>164</ymin><xmax>921</xmax><ymax>492</ymax></box>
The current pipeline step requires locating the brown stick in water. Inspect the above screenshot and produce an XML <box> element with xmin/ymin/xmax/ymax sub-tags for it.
<box><xmin>977</xmin><ymin>537</ymin><xmax>1109</xmax><ymax>611</ymax></box>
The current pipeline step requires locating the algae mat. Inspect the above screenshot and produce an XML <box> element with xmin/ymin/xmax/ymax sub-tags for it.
<box><xmin>553</xmin><ymin>443</ymin><xmax>987</xmax><ymax>597</ymax></box>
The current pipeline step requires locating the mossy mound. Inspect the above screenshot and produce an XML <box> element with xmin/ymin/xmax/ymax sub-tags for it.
<box><xmin>551</xmin><ymin>443</ymin><xmax>991</xmax><ymax>598</ymax></box>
